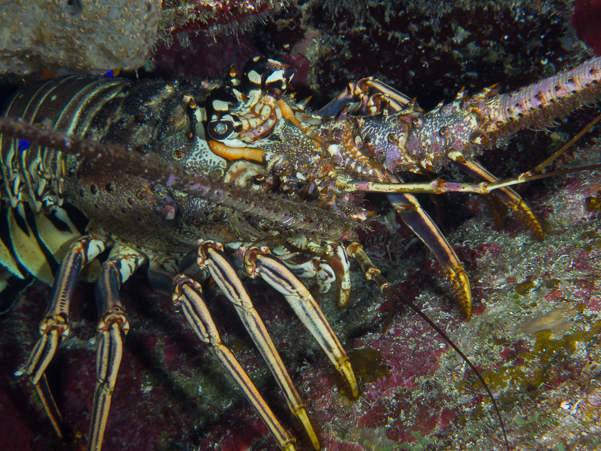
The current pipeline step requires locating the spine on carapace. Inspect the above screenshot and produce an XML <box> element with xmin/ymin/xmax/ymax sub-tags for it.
<box><xmin>479</xmin><ymin>57</ymin><xmax>601</xmax><ymax>137</ymax></box>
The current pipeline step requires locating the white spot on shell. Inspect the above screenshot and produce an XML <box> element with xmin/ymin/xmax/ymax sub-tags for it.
<box><xmin>266</xmin><ymin>69</ymin><xmax>285</xmax><ymax>84</ymax></box>
<box><xmin>213</xmin><ymin>99</ymin><xmax>230</xmax><ymax>112</ymax></box>
<box><xmin>248</xmin><ymin>70</ymin><xmax>262</xmax><ymax>84</ymax></box>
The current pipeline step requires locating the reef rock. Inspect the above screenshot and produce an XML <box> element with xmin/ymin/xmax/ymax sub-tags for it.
<box><xmin>0</xmin><ymin>0</ymin><xmax>161</xmax><ymax>75</ymax></box>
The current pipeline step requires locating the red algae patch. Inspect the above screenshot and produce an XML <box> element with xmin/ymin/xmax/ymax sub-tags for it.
<box><xmin>572</xmin><ymin>0</ymin><xmax>601</xmax><ymax>55</ymax></box>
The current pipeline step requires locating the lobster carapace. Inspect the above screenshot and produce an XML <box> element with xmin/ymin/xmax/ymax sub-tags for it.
<box><xmin>1</xmin><ymin>56</ymin><xmax>600</xmax><ymax>450</ymax></box>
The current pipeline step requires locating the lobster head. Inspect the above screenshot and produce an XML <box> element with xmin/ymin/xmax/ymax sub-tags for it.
<box><xmin>323</xmin><ymin>101</ymin><xmax>484</xmax><ymax>178</ymax></box>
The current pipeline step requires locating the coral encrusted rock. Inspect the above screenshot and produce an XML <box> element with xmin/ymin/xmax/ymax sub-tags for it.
<box><xmin>0</xmin><ymin>0</ymin><xmax>161</xmax><ymax>75</ymax></box>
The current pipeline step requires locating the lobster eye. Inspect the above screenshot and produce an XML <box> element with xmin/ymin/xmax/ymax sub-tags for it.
<box><xmin>208</xmin><ymin>120</ymin><xmax>234</xmax><ymax>140</ymax></box>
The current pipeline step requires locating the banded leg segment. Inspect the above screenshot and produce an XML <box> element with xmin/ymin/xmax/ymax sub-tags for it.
<box><xmin>196</xmin><ymin>241</ymin><xmax>319</xmax><ymax>449</ymax></box>
<box><xmin>316</xmin><ymin>78</ymin><xmax>413</xmax><ymax>117</ymax></box>
<box><xmin>238</xmin><ymin>245</ymin><xmax>358</xmax><ymax>398</ymax></box>
<box><xmin>388</xmin><ymin>193</ymin><xmax>472</xmax><ymax>320</ymax></box>
<box><xmin>331</xmin><ymin>244</ymin><xmax>351</xmax><ymax>309</ymax></box>
<box><xmin>280</xmin><ymin>257</ymin><xmax>336</xmax><ymax>295</ymax></box>
<box><xmin>173</xmin><ymin>276</ymin><xmax>296</xmax><ymax>451</ymax></box>
<box><xmin>89</xmin><ymin>247</ymin><xmax>146</xmax><ymax>451</ymax></box>
<box><xmin>23</xmin><ymin>235</ymin><xmax>107</xmax><ymax>438</ymax></box>
<box><xmin>278</xmin><ymin>243</ymin><xmax>351</xmax><ymax>308</ymax></box>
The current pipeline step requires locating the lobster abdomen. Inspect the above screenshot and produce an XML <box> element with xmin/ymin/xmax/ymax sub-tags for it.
<box><xmin>0</xmin><ymin>77</ymin><xmax>129</xmax><ymax>284</ymax></box>
<box><xmin>0</xmin><ymin>75</ymin><xmax>233</xmax><ymax>285</ymax></box>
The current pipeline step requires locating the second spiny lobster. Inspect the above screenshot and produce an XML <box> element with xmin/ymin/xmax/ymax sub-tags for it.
<box><xmin>0</xmin><ymin>55</ymin><xmax>600</xmax><ymax>450</ymax></box>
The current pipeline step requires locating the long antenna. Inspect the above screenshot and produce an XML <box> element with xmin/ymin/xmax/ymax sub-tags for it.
<box><xmin>527</xmin><ymin>111</ymin><xmax>601</xmax><ymax>175</ymax></box>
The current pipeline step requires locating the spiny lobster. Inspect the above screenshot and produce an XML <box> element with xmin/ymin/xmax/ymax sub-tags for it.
<box><xmin>0</xmin><ymin>55</ymin><xmax>600</xmax><ymax>451</ymax></box>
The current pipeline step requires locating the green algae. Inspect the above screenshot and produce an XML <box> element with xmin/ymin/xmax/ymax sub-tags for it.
<box><xmin>516</xmin><ymin>280</ymin><xmax>537</xmax><ymax>296</ymax></box>
<box><xmin>544</xmin><ymin>278</ymin><xmax>561</xmax><ymax>290</ymax></box>
<box><xmin>584</xmin><ymin>196</ymin><xmax>601</xmax><ymax>212</ymax></box>
<box><xmin>335</xmin><ymin>347</ymin><xmax>389</xmax><ymax>397</ymax></box>
<box><xmin>473</xmin><ymin>320</ymin><xmax>601</xmax><ymax>394</ymax></box>
<box><xmin>363</xmin><ymin>430</ymin><xmax>437</xmax><ymax>451</ymax></box>
<box><xmin>349</xmin><ymin>348</ymin><xmax>390</xmax><ymax>381</ymax></box>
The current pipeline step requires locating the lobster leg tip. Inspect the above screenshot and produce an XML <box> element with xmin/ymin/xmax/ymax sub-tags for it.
<box><xmin>453</xmin><ymin>269</ymin><xmax>472</xmax><ymax>321</ymax></box>
<box><xmin>295</xmin><ymin>407</ymin><xmax>320</xmax><ymax>450</ymax></box>
<box><xmin>340</xmin><ymin>359</ymin><xmax>359</xmax><ymax>398</ymax></box>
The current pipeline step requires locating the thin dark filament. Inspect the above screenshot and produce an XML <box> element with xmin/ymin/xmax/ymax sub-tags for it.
<box><xmin>387</xmin><ymin>285</ymin><xmax>510</xmax><ymax>451</ymax></box>
<box><xmin>529</xmin><ymin>111</ymin><xmax>601</xmax><ymax>175</ymax></box>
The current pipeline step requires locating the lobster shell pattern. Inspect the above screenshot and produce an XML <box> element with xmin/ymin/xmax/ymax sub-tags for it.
<box><xmin>0</xmin><ymin>65</ymin><xmax>360</xmax><ymax>451</ymax></box>
<box><xmin>1</xmin><ymin>76</ymin><xmax>232</xmax><ymax>255</ymax></box>
<box><xmin>0</xmin><ymin>56</ymin><xmax>600</xmax><ymax>451</ymax></box>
